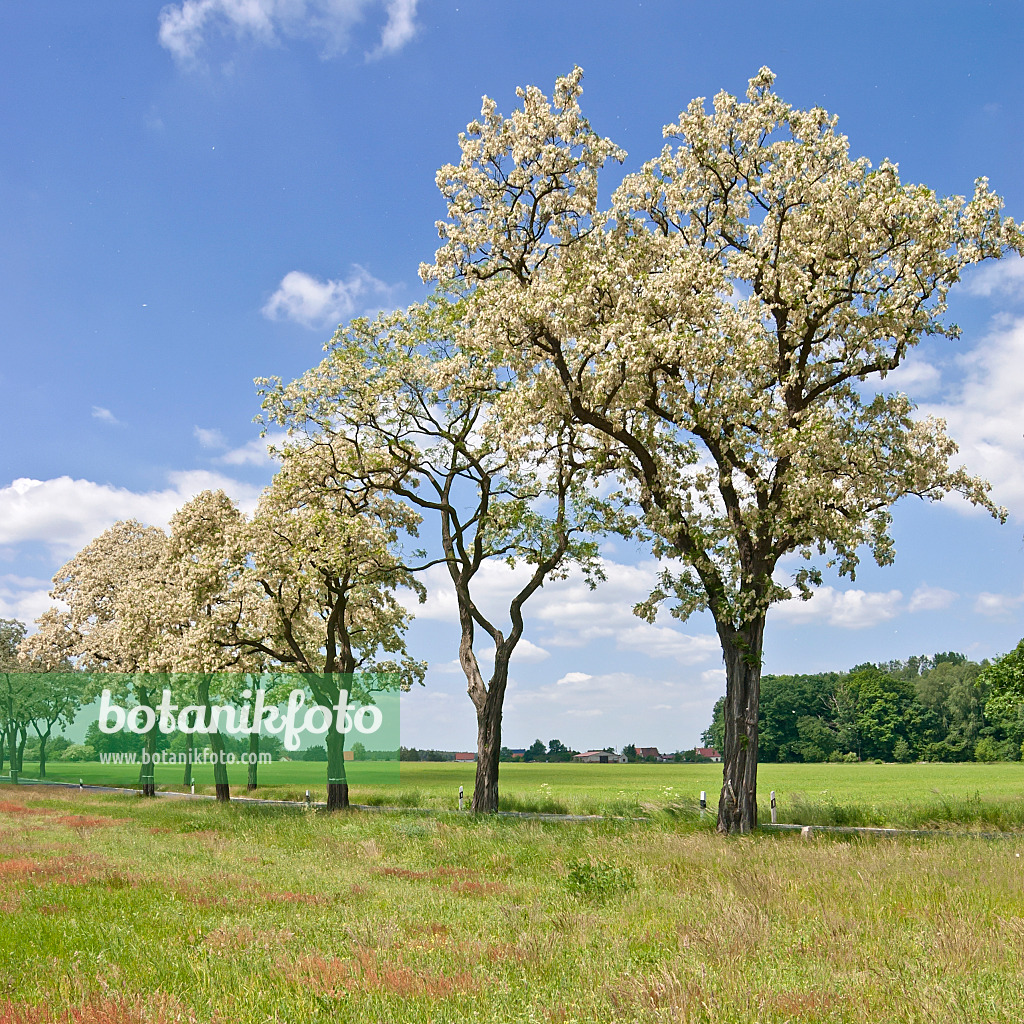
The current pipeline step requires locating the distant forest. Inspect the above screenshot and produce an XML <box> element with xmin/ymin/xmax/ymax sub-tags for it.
<box><xmin>703</xmin><ymin>651</ymin><xmax>1024</xmax><ymax>763</ymax></box>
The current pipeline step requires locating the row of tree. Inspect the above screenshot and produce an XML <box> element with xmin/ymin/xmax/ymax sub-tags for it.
<box><xmin>3</xmin><ymin>68</ymin><xmax>1022</xmax><ymax>830</ymax></box>
<box><xmin>702</xmin><ymin>645</ymin><xmax>1024</xmax><ymax>763</ymax></box>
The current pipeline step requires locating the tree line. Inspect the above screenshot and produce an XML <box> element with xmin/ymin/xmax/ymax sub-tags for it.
<box><xmin>703</xmin><ymin>643</ymin><xmax>1024</xmax><ymax>763</ymax></box>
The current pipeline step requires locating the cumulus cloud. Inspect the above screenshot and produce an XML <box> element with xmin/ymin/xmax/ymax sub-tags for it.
<box><xmin>262</xmin><ymin>267</ymin><xmax>396</xmax><ymax>329</ymax></box>
<box><xmin>908</xmin><ymin>584</ymin><xmax>957</xmax><ymax>613</ymax></box>
<box><xmin>194</xmin><ymin>426</ymin><xmax>227</xmax><ymax>449</ymax></box>
<box><xmin>876</xmin><ymin>354</ymin><xmax>943</xmax><ymax>398</ymax></box>
<box><xmin>771</xmin><ymin>586</ymin><xmax>903</xmax><ymax>629</ymax></box>
<box><xmin>408</xmin><ymin>558</ymin><xmax>720</xmax><ymax>667</ymax></box>
<box><xmin>557</xmin><ymin>671</ymin><xmax>592</xmax><ymax>686</ymax></box>
<box><xmin>158</xmin><ymin>0</ymin><xmax>418</xmax><ymax>64</ymax></box>
<box><xmin>0</xmin><ymin>575</ymin><xmax>57</xmax><ymax>625</ymax></box>
<box><xmin>214</xmin><ymin>433</ymin><xmax>287</xmax><ymax>467</ymax></box>
<box><xmin>91</xmin><ymin>406</ymin><xmax>121</xmax><ymax>426</ymax></box>
<box><xmin>963</xmin><ymin>255</ymin><xmax>1024</xmax><ymax>300</ymax></box>
<box><xmin>974</xmin><ymin>591</ymin><xmax>1024</xmax><ymax>618</ymax></box>
<box><xmin>477</xmin><ymin>639</ymin><xmax>551</xmax><ymax>665</ymax></box>
<box><xmin>369</xmin><ymin>0</ymin><xmax>417</xmax><ymax>57</ymax></box>
<box><xmin>919</xmin><ymin>317</ymin><xmax>1024</xmax><ymax>519</ymax></box>
<box><xmin>0</xmin><ymin>471</ymin><xmax>263</xmax><ymax>555</ymax></box>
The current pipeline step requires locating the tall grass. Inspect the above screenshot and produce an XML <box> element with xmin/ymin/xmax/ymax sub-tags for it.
<box><xmin>3</xmin><ymin>786</ymin><xmax>1024</xmax><ymax>1022</ymax></box>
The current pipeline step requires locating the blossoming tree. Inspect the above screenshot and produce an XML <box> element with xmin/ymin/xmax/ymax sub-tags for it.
<box><xmin>52</xmin><ymin>520</ymin><xmax>174</xmax><ymax>795</ymax></box>
<box><xmin>259</xmin><ymin>301</ymin><xmax>607</xmax><ymax>812</ymax></box>
<box><xmin>223</xmin><ymin>449</ymin><xmax>425</xmax><ymax>810</ymax></box>
<box><xmin>424</xmin><ymin>68</ymin><xmax>1022</xmax><ymax>831</ymax></box>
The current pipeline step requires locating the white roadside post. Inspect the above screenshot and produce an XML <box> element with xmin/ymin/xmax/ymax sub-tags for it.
<box><xmin>459</xmin><ymin>785</ymin><xmax>464</xmax><ymax>811</ymax></box>
<box><xmin>190</xmin><ymin>782</ymin><xmax>195</xmax><ymax>795</ymax></box>
<box><xmin>699</xmin><ymin>791</ymin><xmax>706</xmax><ymax>821</ymax></box>
<box><xmin>305</xmin><ymin>789</ymin><xmax>311</xmax><ymax>808</ymax></box>
<box><xmin>770</xmin><ymin>790</ymin><xmax>777</xmax><ymax>824</ymax></box>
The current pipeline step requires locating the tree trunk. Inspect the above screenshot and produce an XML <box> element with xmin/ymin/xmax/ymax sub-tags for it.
<box><xmin>472</xmin><ymin>698</ymin><xmax>502</xmax><ymax>812</ymax></box>
<box><xmin>1</xmin><ymin>729</ymin><xmax>7</xmax><ymax>772</ymax></box>
<box><xmin>183</xmin><ymin>733</ymin><xmax>193</xmax><ymax>787</ymax></box>
<box><xmin>196</xmin><ymin>677</ymin><xmax>229</xmax><ymax>802</ymax></box>
<box><xmin>142</xmin><ymin>726</ymin><xmax>157</xmax><ymax>797</ymax></box>
<box><xmin>326</xmin><ymin>728</ymin><xmax>349</xmax><ymax>810</ymax></box>
<box><xmin>471</xmin><ymin>659</ymin><xmax>508</xmax><ymax>813</ymax></box>
<box><xmin>716</xmin><ymin>616</ymin><xmax>765</xmax><ymax>834</ymax></box>
<box><xmin>209</xmin><ymin>730</ymin><xmax>231</xmax><ymax>803</ymax></box>
<box><xmin>38</xmin><ymin>735</ymin><xmax>48</xmax><ymax>779</ymax></box>
<box><xmin>247</xmin><ymin>733</ymin><xmax>260</xmax><ymax>791</ymax></box>
<box><xmin>16</xmin><ymin>728</ymin><xmax>27</xmax><ymax>774</ymax></box>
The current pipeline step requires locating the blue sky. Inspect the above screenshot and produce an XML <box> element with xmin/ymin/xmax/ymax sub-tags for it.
<box><xmin>2</xmin><ymin>1</ymin><xmax>1023</xmax><ymax>752</ymax></box>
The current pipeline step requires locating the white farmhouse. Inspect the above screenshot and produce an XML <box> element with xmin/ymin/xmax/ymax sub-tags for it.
<box><xmin>572</xmin><ymin>750</ymin><xmax>627</xmax><ymax>764</ymax></box>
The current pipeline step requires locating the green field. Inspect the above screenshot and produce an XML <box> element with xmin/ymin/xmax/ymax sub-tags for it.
<box><xmin>2</xmin><ymin>784</ymin><xmax>1024</xmax><ymax>1023</ymax></box>
<box><xmin>9</xmin><ymin>759</ymin><xmax>1024</xmax><ymax>829</ymax></box>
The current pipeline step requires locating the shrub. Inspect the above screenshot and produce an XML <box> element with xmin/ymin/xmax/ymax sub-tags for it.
<box><xmin>974</xmin><ymin>737</ymin><xmax>1001</xmax><ymax>762</ymax></box>
<box><xmin>564</xmin><ymin>859</ymin><xmax>634</xmax><ymax>902</ymax></box>
<box><xmin>59</xmin><ymin>744</ymin><xmax>96</xmax><ymax>762</ymax></box>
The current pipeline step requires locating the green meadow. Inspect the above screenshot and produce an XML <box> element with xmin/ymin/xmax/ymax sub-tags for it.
<box><xmin>3</xmin><ymin>784</ymin><xmax>1024</xmax><ymax>1023</ymax></box>
<box><xmin>12</xmin><ymin>759</ymin><xmax>1024</xmax><ymax>829</ymax></box>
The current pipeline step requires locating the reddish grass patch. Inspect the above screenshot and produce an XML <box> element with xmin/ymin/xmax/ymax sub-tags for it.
<box><xmin>0</xmin><ymin>800</ymin><xmax>37</xmax><ymax>816</ymax></box>
<box><xmin>449</xmin><ymin>880</ymin><xmax>505</xmax><ymax>897</ymax></box>
<box><xmin>0</xmin><ymin>858</ymin><xmax>42</xmax><ymax>878</ymax></box>
<box><xmin>376</xmin><ymin>865</ymin><xmax>471</xmax><ymax>882</ymax></box>
<box><xmin>54</xmin><ymin>816</ymin><xmax>125</xmax><ymax>830</ymax></box>
<box><xmin>261</xmin><ymin>890</ymin><xmax>326</xmax><ymax>906</ymax></box>
<box><xmin>284</xmin><ymin>952</ymin><xmax>478</xmax><ymax>1000</ymax></box>
<box><xmin>35</xmin><ymin>903</ymin><xmax>70</xmax><ymax>916</ymax></box>
<box><xmin>0</xmin><ymin>856</ymin><xmax>121</xmax><ymax>890</ymax></box>
<box><xmin>165</xmin><ymin>880</ymin><xmax>235</xmax><ymax>909</ymax></box>
<box><xmin>0</xmin><ymin>994</ymin><xmax>195</xmax><ymax>1023</ymax></box>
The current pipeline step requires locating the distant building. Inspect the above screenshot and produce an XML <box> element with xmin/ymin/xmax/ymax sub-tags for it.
<box><xmin>454</xmin><ymin>752</ymin><xmax>476</xmax><ymax>762</ymax></box>
<box><xmin>635</xmin><ymin>747</ymin><xmax>661</xmax><ymax>760</ymax></box>
<box><xmin>696</xmin><ymin>747</ymin><xmax>721</xmax><ymax>762</ymax></box>
<box><xmin>508</xmin><ymin>748</ymin><xmax>526</xmax><ymax>760</ymax></box>
<box><xmin>573</xmin><ymin>750</ymin><xmax>627</xmax><ymax>764</ymax></box>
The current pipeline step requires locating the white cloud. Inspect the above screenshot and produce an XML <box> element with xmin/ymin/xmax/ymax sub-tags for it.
<box><xmin>908</xmin><ymin>584</ymin><xmax>957</xmax><ymax>613</ymax></box>
<box><xmin>0</xmin><ymin>575</ymin><xmax>57</xmax><ymax>626</ymax></box>
<box><xmin>0</xmin><ymin>471</ymin><xmax>262</xmax><ymax>555</ymax></box>
<box><xmin>194</xmin><ymin>426</ymin><xmax>227</xmax><ymax>449</ymax></box>
<box><xmin>262</xmin><ymin>266</ymin><xmax>395</xmax><ymax>329</ymax></box>
<box><xmin>215</xmin><ymin>433</ymin><xmax>287</xmax><ymax>466</ymax></box>
<box><xmin>974</xmin><ymin>591</ymin><xmax>1024</xmax><ymax>618</ymax></box>
<box><xmin>963</xmin><ymin>256</ymin><xmax>1024</xmax><ymax>300</ymax></box>
<box><xmin>158</xmin><ymin>0</ymin><xmax>418</xmax><ymax>64</ymax></box>
<box><xmin>408</xmin><ymin>558</ymin><xmax>720</xmax><ymax>666</ymax></box>
<box><xmin>557</xmin><ymin>671</ymin><xmax>592</xmax><ymax>685</ymax></box>
<box><xmin>771</xmin><ymin>586</ymin><xmax>903</xmax><ymax>629</ymax></box>
<box><xmin>477</xmin><ymin>639</ymin><xmax>551</xmax><ymax>665</ymax></box>
<box><xmin>876</xmin><ymin>354</ymin><xmax>943</xmax><ymax>398</ymax></box>
<box><xmin>369</xmin><ymin>0</ymin><xmax>417</xmax><ymax>57</ymax></box>
<box><xmin>91</xmin><ymin>406</ymin><xmax>121</xmax><ymax>426</ymax></box>
<box><xmin>919</xmin><ymin>317</ymin><xmax>1024</xmax><ymax>518</ymax></box>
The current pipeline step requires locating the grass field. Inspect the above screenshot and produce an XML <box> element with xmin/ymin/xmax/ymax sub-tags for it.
<box><xmin>2</xmin><ymin>784</ymin><xmax>1024</xmax><ymax>1023</ymax></box>
<box><xmin>11</xmin><ymin>759</ymin><xmax>1024</xmax><ymax>829</ymax></box>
